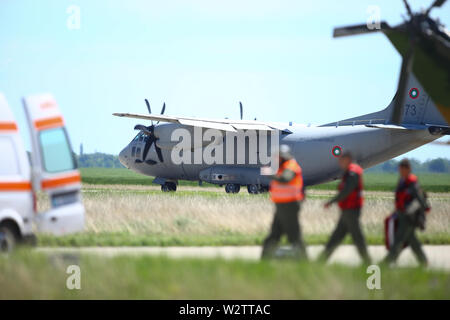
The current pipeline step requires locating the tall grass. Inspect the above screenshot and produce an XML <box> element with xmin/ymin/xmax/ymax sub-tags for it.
<box><xmin>39</xmin><ymin>185</ymin><xmax>450</xmax><ymax>246</ymax></box>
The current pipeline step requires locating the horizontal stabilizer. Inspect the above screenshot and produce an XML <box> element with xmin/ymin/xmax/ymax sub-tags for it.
<box><xmin>365</xmin><ymin>123</ymin><xmax>432</xmax><ymax>130</ymax></box>
<box><xmin>366</xmin><ymin>123</ymin><xmax>450</xmax><ymax>134</ymax></box>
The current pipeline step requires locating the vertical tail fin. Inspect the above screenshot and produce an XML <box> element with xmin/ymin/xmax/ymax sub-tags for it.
<box><xmin>321</xmin><ymin>73</ymin><xmax>449</xmax><ymax>127</ymax></box>
<box><xmin>393</xmin><ymin>74</ymin><xmax>448</xmax><ymax>126</ymax></box>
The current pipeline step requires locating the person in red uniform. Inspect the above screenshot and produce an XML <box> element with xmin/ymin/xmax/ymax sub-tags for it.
<box><xmin>319</xmin><ymin>151</ymin><xmax>370</xmax><ymax>264</ymax></box>
<box><xmin>261</xmin><ymin>144</ymin><xmax>307</xmax><ymax>259</ymax></box>
<box><xmin>383</xmin><ymin>159</ymin><xmax>430</xmax><ymax>266</ymax></box>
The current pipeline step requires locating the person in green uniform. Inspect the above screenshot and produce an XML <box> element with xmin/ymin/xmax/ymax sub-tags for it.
<box><xmin>383</xmin><ymin>159</ymin><xmax>430</xmax><ymax>267</ymax></box>
<box><xmin>319</xmin><ymin>151</ymin><xmax>371</xmax><ymax>264</ymax></box>
<box><xmin>260</xmin><ymin>145</ymin><xmax>307</xmax><ymax>260</ymax></box>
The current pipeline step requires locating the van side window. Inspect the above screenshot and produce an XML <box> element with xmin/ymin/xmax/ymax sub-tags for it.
<box><xmin>0</xmin><ymin>137</ymin><xmax>20</xmax><ymax>175</ymax></box>
<box><xmin>131</xmin><ymin>147</ymin><xmax>136</xmax><ymax>157</ymax></box>
<box><xmin>39</xmin><ymin>128</ymin><xmax>76</xmax><ymax>173</ymax></box>
<box><xmin>136</xmin><ymin>148</ymin><xmax>141</xmax><ymax>158</ymax></box>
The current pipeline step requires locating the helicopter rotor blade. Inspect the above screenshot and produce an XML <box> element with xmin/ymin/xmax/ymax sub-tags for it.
<box><xmin>425</xmin><ymin>0</ymin><xmax>447</xmax><ymax>15</ymax></box>
<box><xmin>333</xmin><ymin>22</ymin><xmax>390</xmax><ymax>38</ymax></box>
<box><xmin>402</xmin><ymin>0</ymin><xmax>414</xmax><ymax>18</ymax></box>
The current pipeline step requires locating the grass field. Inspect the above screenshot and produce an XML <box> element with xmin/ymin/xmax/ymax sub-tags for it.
<box><xmin>38</xmin><ymin>184</ymin><xmax>450</xmax><ymax>247</ymax></box>
<box><xmin>10</xmin><ymin>169</ymin><xmax>450</xmax><ymax>300</ymax></box>
<box><xmin>1</xmin><ymin>250</ymin><xmax>449</xmax><ymax>299</ymax></box>
<box><xmin>80</xmin><ymin>168</ymin><xmax>450</xmax><ymax>192</ymax></box>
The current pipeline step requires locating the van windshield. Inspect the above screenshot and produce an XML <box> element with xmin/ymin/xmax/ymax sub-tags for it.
<box><xmin>39</xmin><ymin>127</ymin><xmax>76</xmax><ymax>173</ymax></box>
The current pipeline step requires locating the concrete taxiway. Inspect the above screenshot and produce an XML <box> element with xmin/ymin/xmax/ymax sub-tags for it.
<box><xmin>38</xmin><ymin>245</ymin><xmax>450</xmax><ymax>271</ymax></box>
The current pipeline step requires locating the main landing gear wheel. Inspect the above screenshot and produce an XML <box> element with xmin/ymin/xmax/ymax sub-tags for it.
<box><xmin>247</xmin><ymin>184</ymin><xmax>260</xmax><ymax>195</ymax></box>
<box><xmin>161</xmin><ymin>182</ymin><xmax>177</xmax><ymax>192</ymax></box>
<box><xmin>225</xmin><ymin>183</ymin><xmax>240</xmax><ymax>194</ymax></box>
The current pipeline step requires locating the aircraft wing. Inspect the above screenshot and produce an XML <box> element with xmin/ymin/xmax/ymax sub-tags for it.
<box><xmin>113</xmin><ymin>112</ymin><xmax>291</xmax><ymax>132</ymax></box>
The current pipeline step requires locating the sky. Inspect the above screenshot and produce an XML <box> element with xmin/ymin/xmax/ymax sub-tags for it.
<box><xmin>0</xmin><ymin>0</ymin><xmax>449</xmax><ymax>161</ymax></box>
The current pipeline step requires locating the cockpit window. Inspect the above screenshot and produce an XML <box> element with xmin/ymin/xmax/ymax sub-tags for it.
<box><xmin>132</xmin><ymin>132</ymin><xmax>143</xmax><ymax>142</ymax></box>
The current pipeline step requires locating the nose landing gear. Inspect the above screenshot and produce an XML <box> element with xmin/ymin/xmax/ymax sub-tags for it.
<box><xmin>161</xmin><ymin>182</ymin><xmax>177</xmax><ymax>192</ymax></box>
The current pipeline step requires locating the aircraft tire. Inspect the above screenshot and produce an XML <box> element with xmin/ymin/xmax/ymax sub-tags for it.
<box><xmin>225</xmin><ymin>183</ymin><xmax>240</xmax><ymax>194</ymax></box>
<box><xmin>247</xmin><ymin>184</ymin><xmax>260</xmax><ymax>195</ymax></box>
<box><xmin>161</xmin><ymin>182</ymin><xmax>177</xmax><ymax>192</ymax></box>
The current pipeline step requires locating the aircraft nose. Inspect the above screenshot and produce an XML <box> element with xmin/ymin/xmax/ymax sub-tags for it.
<box><xmin>119</xmin><ymin>147</ymin><xmax>129</xmax><ymax>168</ymax></box>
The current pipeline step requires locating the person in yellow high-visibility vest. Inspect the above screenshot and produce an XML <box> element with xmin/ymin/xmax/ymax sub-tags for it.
<box><xmin>261</xmin><ymin>144</ymin><xmax>307</xmax><ymax>259</ymax></box>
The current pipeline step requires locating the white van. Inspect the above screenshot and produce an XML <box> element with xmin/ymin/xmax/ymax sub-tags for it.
<box><xmin>0</xmin><ymin>93</ymin><xmax>84</xmax><ymax>251</ymax></box>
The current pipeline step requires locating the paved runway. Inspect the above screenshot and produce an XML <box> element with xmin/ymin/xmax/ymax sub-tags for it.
<box><xmin>37</xmin><ymin>245</ymin><xmax>450</xmax><ymax>271</ymax></box>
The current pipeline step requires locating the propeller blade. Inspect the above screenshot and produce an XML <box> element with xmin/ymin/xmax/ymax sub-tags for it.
<box><xmin>145</xmin><ymin>99</ymin><xmax>151</xmax><ymax>114</ymax></box>
<box><xmin>155</xmin><ymin>144</ymin><xmax>164</xmax><ymax>162</ymax></box>
<box><xmin>333</xmin><ymin>22</ymin><xmax>390</xmax><ymax>38</ymax></box>
<box><xmin>134</xmin><ymin>122</ymin><xmax>163</xmax><ymax>163</ymax></box>
<box><xmin>391</xmin><ymin>47</ymin><xmax>415</xmax><ymax>124</ymax></box>
<box><xmin>145</xmin><ymin>99</ymin><xmax>153</xmax><ymax>126</ymax></box>
<box><xmin>239</xmin><ymin>101</ymin><xmax>243</xmax><ymax>120</ymax></box>
<box><xmin>156</xmin><ymin>102</ymin><xmax>166</xmax><ymax>125</ymax></box>
<box><xmin>142</xmin><ymin>134</ymin><xmax>155</xmax><ymax>162</ymax></box>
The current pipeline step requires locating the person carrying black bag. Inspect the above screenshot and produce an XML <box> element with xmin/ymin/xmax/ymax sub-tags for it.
<box><xmin>383</xmin><ymin>159</ymin><xmax>431</xmax><ymax>267</ymax></box>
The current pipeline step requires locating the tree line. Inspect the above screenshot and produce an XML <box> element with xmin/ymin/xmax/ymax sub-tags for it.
<box><xmin>366</xmin><ymin>158</ymin><xmax>450</xmax><ymax>173</ymax></box>
<box><xmin>76</xmin><ymin>153</ymin><xmax>124</xmax><ymax>168</ymax></box>
<box><xmin>75</xmin><ymin>152</ymin><xmax>450</xmax><ymax>173</ymax></box>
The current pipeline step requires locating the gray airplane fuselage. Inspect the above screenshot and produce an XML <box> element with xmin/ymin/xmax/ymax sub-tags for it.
<box><xmin>118</xmin><ymin>123</ymin><xmax>439</xmax><ymax>187</ymax></box>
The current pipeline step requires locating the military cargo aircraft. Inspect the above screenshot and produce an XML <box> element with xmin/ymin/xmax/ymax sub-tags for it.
<box><xmin>114</xmin><ymin>1</ymin><xmax>449</xmax><ymax>194</ymax></box>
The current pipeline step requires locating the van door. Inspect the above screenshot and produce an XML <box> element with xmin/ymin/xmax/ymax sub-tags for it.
<box><xmin>23</xmin><ymin>94</ymin><xmax>84</xmax><ymax>235</ymax></box>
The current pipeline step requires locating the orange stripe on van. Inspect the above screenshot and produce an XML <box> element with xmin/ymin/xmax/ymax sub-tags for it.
<box><xmin>34</xmin><ymin>116</ymin><xmax>64</xmax><ymax>131</ymax></box>
<box><xmin>0</xmin><ymin>122</ymin><xmax>18</xmax><ymax>132</ymax></box>
<box><xmin>0</xmin><ymin>181</ymin><xmax>32</xmax><ymax>191</ymax></box>
<box><xmin>41</xmin><ymin>172</ymin><xmax>81</xmax><ymax>190</ymax></box>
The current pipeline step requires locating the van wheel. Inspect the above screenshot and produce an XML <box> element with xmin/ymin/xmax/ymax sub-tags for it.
<box><xmin>0</xmin><ymin>226</ymin><xmax>17</xmax><ymax>253</ymax></box>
